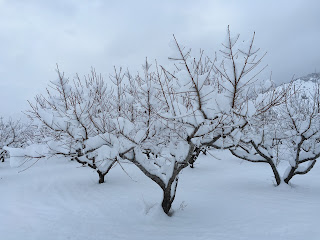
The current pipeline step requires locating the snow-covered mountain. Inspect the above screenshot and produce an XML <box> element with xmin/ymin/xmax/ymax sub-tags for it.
<box><xmin>296</xmin><ymin>72</ymin><xmax>320</xmax><ymax>82</ymax></box>
<box><xmin>279</xmin><ymin>72</ymin><xmax>320</xmax><ymax>100</ymax></box>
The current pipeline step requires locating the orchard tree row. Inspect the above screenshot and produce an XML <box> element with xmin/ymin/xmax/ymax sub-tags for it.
<box><xmin>2</xmin><ymin>27</ymin><xmax>320</xmax><ymax>215</ymax></box>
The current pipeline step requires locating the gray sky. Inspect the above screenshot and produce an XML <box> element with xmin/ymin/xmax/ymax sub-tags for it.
<box><xmin>0</xmin><ymin>0</ymin><xmax>319</xmax><ymax>118</ymax></box>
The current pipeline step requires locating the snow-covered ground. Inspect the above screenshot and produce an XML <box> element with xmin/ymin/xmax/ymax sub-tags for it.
<box><xmin>1</xmin><ymin>150</ymin><xmax>320</xmax><ymax>240</ymax></box>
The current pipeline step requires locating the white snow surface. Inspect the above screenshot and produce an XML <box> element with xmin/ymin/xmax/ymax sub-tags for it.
<box><xmin>1</xmin><ymin>150</ymin><xmax>320</xmax><ymax>240</ymax></box>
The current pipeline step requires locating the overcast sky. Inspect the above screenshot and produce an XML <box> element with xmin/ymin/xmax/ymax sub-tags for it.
<box><xmin>0</xmin><ymin>0</ymin><xmax>319</xmax><ymax>118</ymax></box>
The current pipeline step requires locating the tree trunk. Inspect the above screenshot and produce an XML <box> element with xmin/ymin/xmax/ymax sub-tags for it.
<box><xmin>0</xmin><ymin>150</ymin><xmax>5</xmax><ymax>162</ymax></box>
<box><xmin>161</xmin><ymin>178</ymin><xmax>179</xmax><ymax>215</ymax></box>
<box><xmin>161</xmin><ymin>187</ymin><xmax>173</xmax><ymax>215</ymax></box>
<box><xmin>98</xmin><ymin>170</ymin><xmax>105</xmax><ymax>184</ymax></box>
<box><xmin>284</xmin><ymin>167</ymin><xmax>295</xmax><ymax>184</ymax></box>
<box><xmin>268</xmin><ymin>160</ymin><xmax>281</xmax><ymax>186</ymax></box>
<box><xmin>96</xmin><ymin>159</ymin><xmax>117</xmax><ymax>184</ymax></box>
<box><xmin>189</xmin><ymin>147</ymin><xmax>201</xmax><ymax>168</ymax></box>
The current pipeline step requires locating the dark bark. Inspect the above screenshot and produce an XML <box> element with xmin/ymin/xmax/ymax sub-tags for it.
<box><xmin>284</xmin><ymin>167</ymin><xmax>296</xmax><ymax>184</ymax></box>
<box><xmin>161</xmin><ymin>178</ymin><xmax>178</xmax><ymax>215</ymax></box>
<box><xmin>161</xmin><ymin>188</ymin><xmax>173</xmax><ymax>215</ymax></box>
<box><xmin>0</xmin><ymin>150</ymin><xmax>7</xmax><ymax>162</ymax></box>
<box><xmin>268</xmin><ymin>160</ymin><xmax>281</xmax><ymax>186</ymax></box>
<box><xmin>284</xmin><ymin>136</ymin><xmax>304</xmax><ymax>184</ymax></box>
<box><xmin>284</xmin><ymin>160</ymin><xmax>317</xmax><ymax>184</ymax></box>
<box><xmin>230</xmin><ymin>141</ymin><xmax>282</xmax><ymax>186</ymax></box>
<box><xmin>120</xmin><ymin>145</ymin><xmax>193</xmax><ymax>216</ymax></box>
<box><xmin>75</xmin><ymin>151</ymin><xmax>117</xmax><ymax>184</ymax></box>
<box><xmin>189</xmin><ymin>147</ymin><xmax>202</xmax><ymax>168</ymax></box>
<box><xmin>96</xmin><ymin>159</ymin><xmax>117</xmax><ymax>184</ymax></box>
<box><xmin>250</xmin><ymin>141</ymin><xmax>282</xmax><ymax>186</ymax></box>
<box><xmin>98</xmin><ymin>170</ymin><xmax>105</xmax><ymax>184</ymax></box>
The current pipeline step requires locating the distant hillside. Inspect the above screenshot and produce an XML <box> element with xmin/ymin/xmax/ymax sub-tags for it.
<box><xmin>278</xmin><ymin>72</ymin><xmax>320</xmax><ymax>100</ymax></box>
<box><xmin>296</xmin><ymin>72</ymin><xmax>320</xmax><ymax>82</ymax></box>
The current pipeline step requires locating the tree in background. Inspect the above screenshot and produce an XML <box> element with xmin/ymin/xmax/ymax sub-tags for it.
<box><xmin>26</xmin><ymin>68</ymin><xmax>117</xmax><ymax>183</ymax></box>
<box><xmin>0</xmin><ymin>118</ymin><xmax>33</xmax><ymax>162</ymax></box>
<box><xmin>279</xmin><ymin>83</ymin><xmax>320</xmax><ymax>184</ymax></box>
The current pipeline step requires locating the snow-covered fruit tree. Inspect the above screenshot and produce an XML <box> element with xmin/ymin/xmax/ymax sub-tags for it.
<box><xmin>27</xmin><ymin>68</ymin><xmax>118</xmax><ymax>183</ymax></box>
<box><xmin>0</xmin><ymin>118</ymin><xmax>33</xmax><ymax>162</ymax></box>
<box><xmin>278</xmin><ymin>84</ymin><xmax>320</xmax><ymax>184</ymax></box>
<box><xmin>185</xmin><ymin>26</ymin><xmax>288</xmax><ymax>166</ymax></box>
<box><xmin>123</xmin><ymin>27</ymin><xmax>278</xmax><ymax>214</ymax></box>
<box><xmin>229</xmin><ymin>111</ymin><xmax>283</xmax><ymax>185</ymax></box>
<box><xmin>112</xmin><ymin>50</ymin><xmax>233</xmax><ymax>214</ymax></box>
<box><xmin>229</xmin><ymin>82</ymin><xmax>291</xmax><ymax>186</ymax></box>
<box><xmin>229</xmin><ymin>79</ymin><xmax>320</xmax><ymax>186</ymax></box>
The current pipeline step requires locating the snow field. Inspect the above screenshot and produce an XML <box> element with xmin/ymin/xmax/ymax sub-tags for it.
<box><xmin>1</xmin><ymin>150</ymin><xmax>320</xmax><ymax>240</ymax></box>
